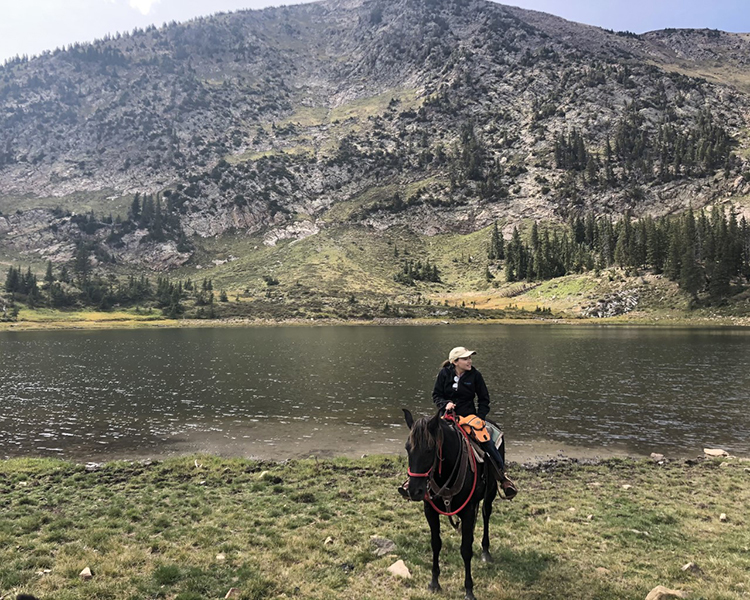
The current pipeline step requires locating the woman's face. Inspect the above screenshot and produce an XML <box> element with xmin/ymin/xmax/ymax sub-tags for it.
<box><xmin>454</xmin><ymin>356</ymin><xmax>472</xmax><ymax>370</ymax></box>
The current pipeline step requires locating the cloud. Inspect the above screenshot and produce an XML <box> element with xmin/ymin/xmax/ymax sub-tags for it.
<box><xmin>129</xmin><ymin>0</ymin><xmax>160</xmax><ymax>15</ymax></box>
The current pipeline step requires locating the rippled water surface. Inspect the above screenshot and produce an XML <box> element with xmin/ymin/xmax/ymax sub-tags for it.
<box><xmin>1</xmin><ymin>325</ymin><xmax>749</xmax><ymax>461</ymax></box>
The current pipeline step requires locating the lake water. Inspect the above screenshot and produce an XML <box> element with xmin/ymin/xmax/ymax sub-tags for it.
<box><xmin>1</xmin><ymin>324</ymin><xmax>749</xmax><ymax>462</ymax></box>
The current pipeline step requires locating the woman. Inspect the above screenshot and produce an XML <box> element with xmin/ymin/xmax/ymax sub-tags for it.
<box><xmin>433</xmin><ymin>346</ymin><xmax>517</xmax><ymax>499</ymax></box>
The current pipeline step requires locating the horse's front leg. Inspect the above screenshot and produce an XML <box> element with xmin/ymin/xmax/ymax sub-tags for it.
<box><xmin>460</xmin><ymin>506</ymin><xmax>477</xmax><ymax>600</ymax></box>
<box><xmin>481</xmin><ymin>477</ymin><xmax>497</xmax><ymax>563</ymax></box>
<box><xmin>424</xmin><ymin>502</ymin><xmax>442</xmax><ymax>592</ymax></box>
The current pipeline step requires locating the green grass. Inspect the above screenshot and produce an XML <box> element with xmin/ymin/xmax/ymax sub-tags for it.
<box><xmin>1</xmin><ymin>455</ymin><xmax>749</xmax><ymax>599</ymax></box>
<box><xmin>327</xmin><ymin>88</ymin><xmax>421</xmax><ymax>123</ymax></box>
<box><xmin>1</xmin><ymin>307</ymin><xmax>171</xmax><ymax>330</ymax></box>
<box><xmin>224</xmin><ymin>145</ymin><xmax>315</xmax><ymax>165</ymax></box>
<box><xmin>0</xmin><ymin>189</ymin><xmax>131</xmax><ymax>220</ymax></box>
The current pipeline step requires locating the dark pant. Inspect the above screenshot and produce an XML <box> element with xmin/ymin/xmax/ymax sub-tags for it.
<box><xmin>481</xmin><ymin>439</ymin><xmax>505</xmax><ymax>473</ymax></box>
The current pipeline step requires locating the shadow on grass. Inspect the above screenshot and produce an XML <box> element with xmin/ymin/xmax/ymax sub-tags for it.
<box><xmin>484</xmin><ymin>546</ymin><xmax>644</xmax><ymax>600</ymax></box>
<box><xmin>486</xmin><ymin>546</ymin><xmax>557</xmax><ymax>586</ymax></box>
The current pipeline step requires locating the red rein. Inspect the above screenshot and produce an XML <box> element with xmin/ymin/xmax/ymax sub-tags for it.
<box><xmin>410</xmin><ymin>415</ymin><xmax>477</xmax><ymax>517</ymax></box>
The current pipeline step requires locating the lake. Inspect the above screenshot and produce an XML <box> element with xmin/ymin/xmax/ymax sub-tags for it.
<box><xmin>1</xmin><ymin>324</ymin><xmax>749</xmax><ymax>462</ymax></box>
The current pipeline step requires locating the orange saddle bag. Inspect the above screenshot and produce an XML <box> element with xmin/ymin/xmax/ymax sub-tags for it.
<box><xmin>458</xmin><ymin>415</ymin><xmax>490</xmax><ymax>443</ymax></box>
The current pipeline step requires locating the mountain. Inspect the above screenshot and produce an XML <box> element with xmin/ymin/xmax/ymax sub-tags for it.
<box><xmin>0</xmin><ymin>0</ymin><xmax>749</xmax><ymax>278</ymax></box>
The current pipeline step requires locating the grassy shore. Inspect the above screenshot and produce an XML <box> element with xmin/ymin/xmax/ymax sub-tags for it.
<box><xmin>2</xmin><ymin>455</ymin><xmax>749</xmax><ymax>600</ymax></box>
<box><xmin>6</xmin><ymin>305</ymin><xmax>748</xmax><ymax>332</ymax></box>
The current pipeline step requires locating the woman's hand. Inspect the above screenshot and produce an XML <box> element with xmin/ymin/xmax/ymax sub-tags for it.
<box><xmin>445</xmin><ymin>402</ymin><xmax>456</xmax><ymax>411</ymax></box>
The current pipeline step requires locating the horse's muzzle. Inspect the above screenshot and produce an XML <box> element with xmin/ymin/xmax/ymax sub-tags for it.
<box><xmin>407</xmin><ymin>479</ymin><xmax>427</xmax><ymax>501</ymax></box>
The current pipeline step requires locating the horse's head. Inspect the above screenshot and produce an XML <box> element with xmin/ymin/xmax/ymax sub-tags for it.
<box><xmin>403</xmin><ymin>408</ymin><xmax>443</xmax><ymax>501</ymax></box>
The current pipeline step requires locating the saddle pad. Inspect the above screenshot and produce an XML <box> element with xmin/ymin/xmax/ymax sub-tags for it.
<box><xmin>486</xmin><ymin>421</ymin><xmax>504</xmax><ymax>450</ymax></box>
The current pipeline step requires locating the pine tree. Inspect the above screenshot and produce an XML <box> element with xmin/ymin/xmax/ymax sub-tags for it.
<box><xmin>140</xmin><ymin>195</ymin><xmax>154</xmax><ymax>227</ymax></box>
<box><xmin>73</xmin><ymin>244</ymin><xmax>91</xmax><ymax>280</ymax></box>
<box><xmin>128</xmin><ymin>193</ymin><xmax>141</xmax><ymax>222</ymax></box>
<box><xmin>708</xmin><ymin>235</ymin><xmax>732</xmax><ymax>299</ymax></box>
<box><xmin>43</xmin><ymin>260</ymin><xmax>55</xmax><ymax>289</ymax></box>
<box><xmin>634</xmin><ymin>220</ymin><xmax>647</xmax><ymax>267</ymax></box>
<box><xmin>740</xmin><ymin>216</ymin><xmax>750</xmax><ymax>281</ymax></box>
<box><xmin>4</xmin><ymin>266</ymin><xmax>20</xmax><ymax>294</ymax></box>
<box><xmin>679</xmin><ymin>208</ymin><xmax>703</xmax><ymax>299</ymax></box>
<box><xmin>152</xmin><ymin>196</ymin><xmax>164</xmax><ymax>241</ymax></box>
<box><xmin>665</xmin><ymin>226</ymin><xmax>682</xmax><ymax>281</ymax></box>
<box><xmin>584</xmin><ymin>212</ymin><xmax>597</xmax><ymax>248</ymax></box>
<box><xmin>488</xmin><ymin>222</ymin><xmax>504</xmax><ymax>260</ymax></box>
<box><xmin>728</xmin><ymin>208</ymin><xmax>742</xmax><ymax>274</ymax></box>
<box><xmin>645</xmin><ymin>217</ymin><xmax>664</xmax><ymax>273</ymax></box>
<box><xmin>614</xmin><ymin>213</ymin><xmax>633</xmax><ymax>268</ymax></box>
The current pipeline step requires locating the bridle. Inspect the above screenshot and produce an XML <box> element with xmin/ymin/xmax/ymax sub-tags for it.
<box><xmin>408</xmin><ymin>465</ymin><xmax>433</xmax><ymax>477</ymax></box>
<box><xmin>408</xmin><ymin>413</ymin><xmax>478</xmax><ymax>517</ymax></box>
<box><xmin>408</xmin><ymin>439</ymin><xmax>442</xmax><ymax>478</ymax></box>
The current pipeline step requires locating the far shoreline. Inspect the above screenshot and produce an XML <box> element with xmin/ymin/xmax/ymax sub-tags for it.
<box><xmin>3</xmin><ymin>448</ymin><xmax>748</xmax><ymax>470</ymax></box>
<box><xmin>5</xmin><ymin>437</ymin><xmax>744</xmax><ymax>467</ymax></box>
<box><xmin>3</xmin><ymin>313</ymin><xmax>750</xmax><ymax>332</ymax></box>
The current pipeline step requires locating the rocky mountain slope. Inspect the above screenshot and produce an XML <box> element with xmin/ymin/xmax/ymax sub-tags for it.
<box><xmin>1</xmin><ymin>0</ymin><xmax>750</xmax><ymax>272</ymax></box>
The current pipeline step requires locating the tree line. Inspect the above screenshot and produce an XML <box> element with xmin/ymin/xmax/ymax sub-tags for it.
<box><xmin>2</xmin><ymin>259</ymin><xmax>228</xmax><ymax>319</ymax></box>
<box><xmin>491</xmin><ymin>206</ymin><xmax>750</xmax><ymax>301</ymax></box>
<box><xmin>394</xmin><ymin>259</ymin><xmax>441</xmax><ymax>285</ymax></box>
<box><xmin>553</xmin><ymin>106</ymin><xmax>735</xmax><ymax>189</ymax></box>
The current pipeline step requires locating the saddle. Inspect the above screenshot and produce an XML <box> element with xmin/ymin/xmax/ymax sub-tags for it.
<box><xmin>457</xmin><ymin>415</ymin><xmax>517</xmax><ymax>498</ymax></box>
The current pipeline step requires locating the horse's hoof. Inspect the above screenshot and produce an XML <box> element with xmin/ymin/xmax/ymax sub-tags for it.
<box><xmin>464</xmin><ymin>592</ymin><xmax>477</xmax><ymax>600</ymax></box>
<box><xmin>428</xmin><ymin>582</ymin><xmax>442</xmax><ymax>593</ymax></box>
<box><xmin>481</xmin><ymin>550</ymin><xmax>493</xmax><ymax>563</ymax></box>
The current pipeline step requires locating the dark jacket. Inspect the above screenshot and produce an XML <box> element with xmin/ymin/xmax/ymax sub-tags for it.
<box><xmin>432</xmin><ymin>364</ymin><xmax>490</xmax><ymax>419</ymax></box>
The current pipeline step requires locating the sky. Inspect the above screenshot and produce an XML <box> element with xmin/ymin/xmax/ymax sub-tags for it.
<box><xmin>2</xmin><ymin>0</ymin><xmax>750</xmax><ymax>64</ymax></box>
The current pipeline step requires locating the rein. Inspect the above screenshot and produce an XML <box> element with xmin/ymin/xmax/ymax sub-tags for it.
<box><xmin>424</xmin><ymin>414</ymin><xmax>478</xmax><ymax>517</ymax></box>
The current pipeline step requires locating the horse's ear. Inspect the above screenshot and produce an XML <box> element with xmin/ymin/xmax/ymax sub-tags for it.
<box><xmin>427</xmin><ymin>412</ymin><xmax>441</xmax><ymax>435</ymax></box>
<box><xmin>403</xmin><ymin>408</ymin><xmax>415</xmax><ymax>429</ymax></box>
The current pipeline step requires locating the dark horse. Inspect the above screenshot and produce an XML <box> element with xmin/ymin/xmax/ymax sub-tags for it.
<box><xmin>403</xmin><ymin>409</ymin><xmax>498</xmax><ymax>600</ymax></box>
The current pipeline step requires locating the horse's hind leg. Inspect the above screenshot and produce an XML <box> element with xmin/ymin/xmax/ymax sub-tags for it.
<box><xmin>460</xmin><ymin>508</ymin><xmax>477</xmax><ymax>600</ymax></box>
<box><xmin>424</xmin><ymin>503</ymin><xmax>442</xmax><ymax>592</ymax></box>
<box><xmin>481</xmin><ymin>477</ymin><xmax>497</xmax><ymax>563</ymax></box>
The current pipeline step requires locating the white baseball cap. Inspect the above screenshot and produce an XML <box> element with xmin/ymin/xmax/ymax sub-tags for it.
<box><xmin>448</xmin><ymin>347</ymin><xmax>476</xmax><ymax>362</ymax></box>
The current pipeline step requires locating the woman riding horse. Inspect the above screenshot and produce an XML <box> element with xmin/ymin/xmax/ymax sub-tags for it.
<box><xmin>433</xmin><ymin>346</ymin><xmax>517</xmax><ymax>498</ymax></box>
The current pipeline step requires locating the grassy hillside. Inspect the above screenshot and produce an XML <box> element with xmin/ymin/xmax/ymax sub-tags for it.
<box><xmin>5</xmin><ymin>215</ymin><xmax>750</xmax><ymax>329</ymax></box>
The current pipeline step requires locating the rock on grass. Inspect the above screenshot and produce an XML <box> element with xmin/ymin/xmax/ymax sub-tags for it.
<box><xmin>645</xmin><ymin>585</ymin><xmax>688</xmax><ymax>600</ymax></box>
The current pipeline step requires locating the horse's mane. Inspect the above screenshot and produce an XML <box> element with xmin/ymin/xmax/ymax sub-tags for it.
<box><xmin>409</xmin><ymin>414</ymin><xmax>444</xmax><ymax>452</ymax></box>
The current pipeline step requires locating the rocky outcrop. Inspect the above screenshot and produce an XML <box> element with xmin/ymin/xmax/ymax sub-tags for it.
<box><xmin>0</xmin><ymin>210</ymin><xmax>78</xmax><ymax>261</ymax></box>
<box><xmin>263</xmin><ymin>220</ymin><xmax>321</xmax><ymax>246</ymax></box>
<box><xmin>581</xmin><ymin>289</ymin><xmax>640</xmax><ymax>318</ymax></box>
<box><xmin>0</xmin><ymin>208</ymin><xmax>191</xmax><ymax>270</ymax></box>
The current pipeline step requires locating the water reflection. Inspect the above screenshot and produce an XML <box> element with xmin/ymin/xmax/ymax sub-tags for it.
<box><xmin>1</xmin><ymin>324</ymin><xmax>749</xmax><ymax>461</ymax></box>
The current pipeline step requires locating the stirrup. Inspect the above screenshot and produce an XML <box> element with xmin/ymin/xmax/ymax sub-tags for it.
<box><xmin>500</xmin><ymin>475</ymin><xmax>518</xmax><ymax>500</ymax></box>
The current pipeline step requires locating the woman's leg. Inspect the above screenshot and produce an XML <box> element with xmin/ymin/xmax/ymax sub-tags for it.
<box><xmin>481</xmin><ymin>440</ymin><xmax>517</xmax><ymax>499</ymax></box>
